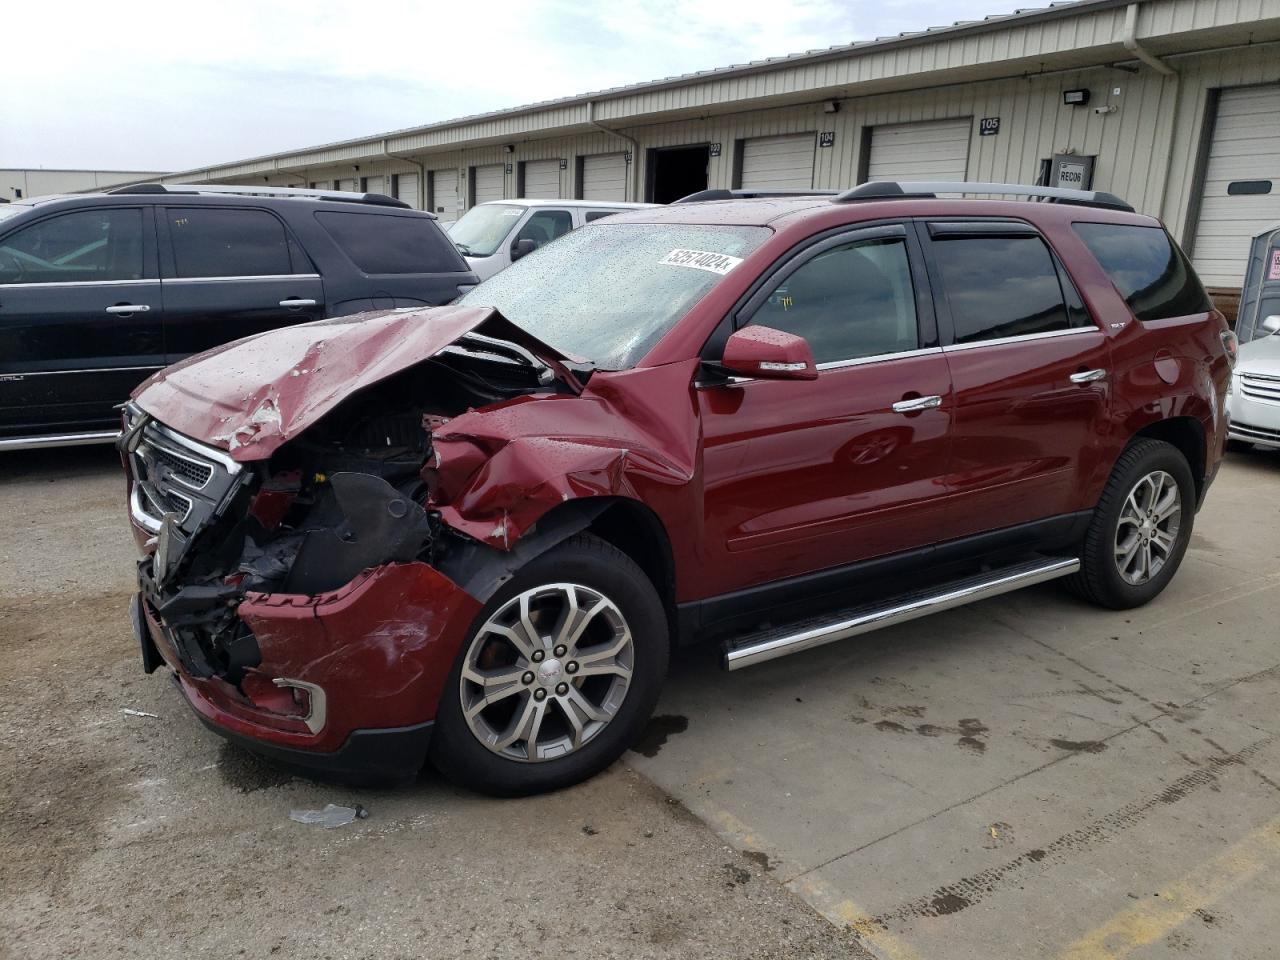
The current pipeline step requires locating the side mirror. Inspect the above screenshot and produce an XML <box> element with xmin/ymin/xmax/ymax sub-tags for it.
<box><xmin>718</xmin><ymin>325</ymin><xmax>818</xmax><ymax>381</ymax></box>
<box><xmin>1261</xmin><ymin>315</ymin><xmax>1280</xmax><ymax>336</ymax></box>
<box><xmin>511</xmin><ymin>238</ymin><xmax>537</xmax><ymax>262</ymax></box>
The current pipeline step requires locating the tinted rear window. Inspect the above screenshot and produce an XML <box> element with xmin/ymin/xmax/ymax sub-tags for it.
<box><xmin>168</xmin><ymin>207</ymin><xmax>295</xmax><ymax>278</ymax></box>
<box><xmin>1073</xmin><ymin>223</ymin><xmax>1211</xmax><ymax>321</ymax></box>
<box><xmin>316</xmin><ymin>211</ymin><xmax>463</xmax><ymax>274</ymax></box>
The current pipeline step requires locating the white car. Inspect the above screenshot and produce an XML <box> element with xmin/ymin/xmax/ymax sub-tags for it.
<box><xmin>1228</xmin><ymin>315</ymin><xmax>1280</xmax><ymax>451</ymax></box>
<box><xmin>448</xmin><ymin>199</ymin><xmax>654</xmax><ymax>281</ymax></box>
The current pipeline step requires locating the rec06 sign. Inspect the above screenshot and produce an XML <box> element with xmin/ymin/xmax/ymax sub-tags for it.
<box><xmin>1050</xmin><ymin>154</ymin><xmax>1095</xmax><ymax>190</ymax></box>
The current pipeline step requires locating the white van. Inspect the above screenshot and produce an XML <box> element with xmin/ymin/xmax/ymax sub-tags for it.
<box><xmin>448</xmin><ymin>199</ymin><xmax>654</xmax><ymax>281</ymax></box>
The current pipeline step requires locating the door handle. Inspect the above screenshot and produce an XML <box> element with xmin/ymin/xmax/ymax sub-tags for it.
<box><xmin>891</xmin><ymin>395</ymin><xmax>943</xmax><ymax>413</ymax></box>
<box><xmin>1069</xmin><ymin>368</ymin><xmax>1107</xmax><ymax>384</ymax></box>
<box><xmin>105</xmin><ymin>304</ymin><xmax>150</xmax><ymax>314</ymax></box>
<box><xmin>280</xmin><ymin>298</ymin><xmax>317</xmax><ymax>309</ymax></box>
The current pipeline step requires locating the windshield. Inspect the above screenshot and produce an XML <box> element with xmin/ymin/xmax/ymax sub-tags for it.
<box><xmin>448</xmin><ymin>204</ymin><xmax>525</xmax><ymax>257</ymax></box>
<box><xmin>458</xmin><ymin>222</ymin><xmax>770</xmax><ymax>369</ymax></box>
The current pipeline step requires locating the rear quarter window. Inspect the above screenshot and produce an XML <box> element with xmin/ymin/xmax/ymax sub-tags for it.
<box><xmin>1073</xmin><ymin>223</ymin><xmax>1211</xmax><ymax>321</ymax></box>
<box><xmin>315</xmin><ymin>211</ymin><xmax>465</xmax><ymax>274</ymax></box>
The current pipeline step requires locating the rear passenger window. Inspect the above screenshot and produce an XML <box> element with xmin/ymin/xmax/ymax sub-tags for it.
<box><xmin>515</xmin><ymin>210</ymin><xmax>573</xmax><ymax>249</ymax></box>
<box><xmin>168</xmin><ymin>208</ymin><xmax>294</xmax><ymax>278</ymax></box>
<box><xmin>316</xmin><ymin>211</ymin><xmax>461</xmax><ymax>274</ymax></box>
<box><xmin>1073</xmin><ymin>223</ymin><xmax>1211</xmax><ymax>321</ymax></box>
<box><xmin>749</xmin><ymin>237</ymin><xmax>919</xmax><ymax>364</ymax></box>
<box><xmin>932</xmin><ymin>235</ymin><xmax>1083</xmax><ymax>344</ymax></box>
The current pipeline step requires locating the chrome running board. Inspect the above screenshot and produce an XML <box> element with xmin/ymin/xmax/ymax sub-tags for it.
<box><xmin>0</xmin><ymin>430</ymin><xmax>119</xmax><ymax>451</ymax></box>
<box><xmin>723</xmin><ymin>556</ymin><xmax>1080</xmax><ymax>671</ymax></box>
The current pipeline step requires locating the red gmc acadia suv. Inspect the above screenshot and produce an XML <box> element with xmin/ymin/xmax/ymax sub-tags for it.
<box><xmin>121</xmin><ymin>181</ymin><xmax>1235</xmax><ymax>795</ymax></box>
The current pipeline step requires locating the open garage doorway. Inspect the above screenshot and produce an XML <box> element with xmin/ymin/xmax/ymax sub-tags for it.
<box><xmin>647</xmin><ymin>144</ymin><xmax>709</xmax><ymax>203</ymax></box>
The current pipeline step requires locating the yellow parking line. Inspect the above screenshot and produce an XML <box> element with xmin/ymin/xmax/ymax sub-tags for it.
<box><xmin>704</xmin><ymin>808</ymin><xmax>922</xmax><ymax>960</ymax></box>
<box><xmin>1059</xmin><ymin>814</ymin><xmax>1280</xmax><ymax>960</ymax></box>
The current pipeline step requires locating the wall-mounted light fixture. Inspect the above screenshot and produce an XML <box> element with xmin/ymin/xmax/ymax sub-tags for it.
<box><xmin>1063</xmin><ymin>89</ymin><xmax>1090</xmax><ymax>106</ymax></box>
<box><xmin>503</xmin><ymin>144</ymin><xmax>515</xmax><ymax>153</ymax></box>
<box><xmin>823</xmin><ymin>100</ymin><xmax>840</xmax><ymax>114</ymax></box>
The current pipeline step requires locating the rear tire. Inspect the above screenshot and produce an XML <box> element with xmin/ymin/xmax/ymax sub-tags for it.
<box><xmin>1068</xmin><ymin>439</ymin><xmax>1195</xmax><ymax>610</ymax></box>
<box><xmin>430</xmin><ymin>533</ymin><xmax>668</xmax><ymax>796</ymax></box>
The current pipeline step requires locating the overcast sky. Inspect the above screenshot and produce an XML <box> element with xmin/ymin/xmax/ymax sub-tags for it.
<box><xmin>2</xmin><ymin>0</ymin><xmax>1018</xmax><ymax>173</ymax></box>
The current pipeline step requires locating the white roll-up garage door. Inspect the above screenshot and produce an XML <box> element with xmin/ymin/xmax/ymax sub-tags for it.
<box><xmin>1191</xmin><ymin>85</ymin><xmax>1280</xmax><ymax>288</ymax></box>
<box><xmin>429</xmin><ymin>169</ymin><xmax>459</xmax><ymax>220</ymax></box>
<box><xmin>394</xmin><ymin>173</ymin><xmax>419</xmax><ymax>208</ymax></box>
<box><xmin>581</xmin><ymin>153</ymin><xmax>627</xmax><ymax>201</ymax></box>
<box><xmin>337</xmin><ymin>178</ymin><xmax>357</xmax><ymax>193</ymax></box>
<box><xmin>472</xmin><ymin>165</ymin><xmax>505</xmax><ymax>206</ymax></box>
<box><xmin>521</xmin><ymin>159</ymin><xmax>561</xmax><ymax>199</ymax></box>
<box><xmin>361</xmin><ymin>175</ymin><xmax>384</xmax><ymax>195</ymax></box>
<box><xmin>739</xmin><ymin>134</ymin><xmax>816</xmax><ymax>190</ymax></box>
<box><xmin>867</xmin><ymin>118</ymin><xmax>972</xmax><ymax>183</ymax></box>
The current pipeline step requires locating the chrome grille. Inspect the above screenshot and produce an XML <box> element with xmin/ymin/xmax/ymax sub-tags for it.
<box><xmin>1230</xmin><ymin>420</ymin><xmax>1280</xmax><ymax>444</ymax></box>
<box><xmin>1240</xmin><ymin>372</ymin><xmax>1280</xmax><ymax>405</ymax></box>
<box><xmin>125</xmin><ymin>411</ymin><xmax>242</xmax><ymax>535</ymax></box>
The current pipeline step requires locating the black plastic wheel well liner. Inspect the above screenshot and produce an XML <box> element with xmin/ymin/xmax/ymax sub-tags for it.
<box><xmin>1132</xmin><ymin>417</ymin><xmax>1206</xmax><ymax>501</ymax></box>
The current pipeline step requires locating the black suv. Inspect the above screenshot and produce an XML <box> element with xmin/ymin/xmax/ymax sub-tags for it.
<box><xmin>0</xmin><ymin>184</ymin><xmax>476</xmax><ymax>449</ymax></box>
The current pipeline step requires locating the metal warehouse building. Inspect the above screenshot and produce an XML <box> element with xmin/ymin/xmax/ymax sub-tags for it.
<box><xmin>154</xmin><ymin>0</ymin><xmax>1279</xmax><ymax>305</ymax></box>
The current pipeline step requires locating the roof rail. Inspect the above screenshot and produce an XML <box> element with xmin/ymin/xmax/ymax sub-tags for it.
<box><xmin>833</xmin><ymin>180</ymin><xmax>1134</xmax><ymax>212</ymax></box>
<box><xmin>674</xmin><ymin>188</ymin><xmax>840</xmax><ymax>203</ymax></box>
<box><xmin>108</xmin><ymin>182</ymin><xmax>414</xmax><ymax>210</ymax></box>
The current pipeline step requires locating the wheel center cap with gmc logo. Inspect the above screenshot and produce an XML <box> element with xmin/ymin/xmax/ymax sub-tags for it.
<box><xmin>538</xmin><ymin>659</ymin><xmax>564</xmax><ymax>685</ymax></box>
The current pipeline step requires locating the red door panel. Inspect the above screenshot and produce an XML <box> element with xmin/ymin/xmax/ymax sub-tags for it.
<box><xmin>696</xmin><ymin>352</ymin><xmax>953</xmax><ymax>598</ymax></box>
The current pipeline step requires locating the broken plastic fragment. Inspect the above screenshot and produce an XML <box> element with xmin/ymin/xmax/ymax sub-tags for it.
<box><xmin>288</xmin><ymin>803</ymin><xmax>369</xmax><ymax>828</ymax></box>
<box><xmin>120</xmin><ymin>708</ymin><xmax>159</xmax><ymax>719</ymax></box>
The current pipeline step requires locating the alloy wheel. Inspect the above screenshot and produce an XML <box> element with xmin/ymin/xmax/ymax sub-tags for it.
<box><xmin>1114</xmin><ymin>469</ymin><xmax>1181</xmax><ymax>585</ymax></box>
<box><xmin>460</xmin><ymin>583</ymin><xmax>634</xmax><ymax>762</ymax></box>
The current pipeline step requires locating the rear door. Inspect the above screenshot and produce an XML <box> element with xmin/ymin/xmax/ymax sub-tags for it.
<box><xmin>697</xmin><ymin>223</ymin><xmax>953</xmax><ymax>596</ymax></box>
<box><xmin>158</xmin><ymin>205</ymin><xmax>325</xmax><ymax>363</ymax></box>
<box><xmin>0</xmin><ymin>205</ymin><xmax>163</xmax><ymax>438</ymax></box>
<box><xmin>919</xmin><ymin>220</ymin><xmax>1112</xmax><ymax>539</ymax></box>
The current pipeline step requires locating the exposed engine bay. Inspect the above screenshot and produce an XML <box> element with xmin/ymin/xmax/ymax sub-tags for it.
<box><xmin>127</xmin><ymin>336</ymin><xmax>575</xmax><ymax>687</ymax></box>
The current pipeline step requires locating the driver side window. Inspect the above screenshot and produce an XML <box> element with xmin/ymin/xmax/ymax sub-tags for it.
<box><xmin>748</xmin><ymin>237</ymin><xmax>919</xmax><ymax>365</ymax></box>
<box><xmin>0</xmin><ymin>209</ymin><xmax>144</xmax><ymax>285</ymax></box>
<box><xmin>515</xmin><ymin>210</ymin><xmax>573</xmax><ymax>251</ymax></box>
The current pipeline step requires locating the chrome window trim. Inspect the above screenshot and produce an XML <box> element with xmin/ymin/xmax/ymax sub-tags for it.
<box><xmin>942</xmin><ymin>325</ymin><xmax>1100</xmax><ymax>352</ymax></box>
<box><xmin>816</xmin><ymin>346</ymin><xmax>943</xmax><ymax>371</ymax></box>
<box><xmin>164</xmin><ymin>273</ymin><xmax>320</xmax><ymax>283</ymax></box>
<box><xmin>0</xmin><ymin>430</ymin><xmax>118</xmax><ymax>451</ymax></box>
<box><xmin>129</xmin><ymin>486</ymin><xmax>163</xmax><ymax>533</ymax></box>
<box><xmin>0</xmin><ymin>278</ymin><xmax>161</xmax><ymax>290</ymax></box>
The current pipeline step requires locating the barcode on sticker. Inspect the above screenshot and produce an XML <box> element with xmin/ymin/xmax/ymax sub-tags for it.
<box><xmin>659</xmin><ymin>248</ymin><xmax>744</xmax><ymax>275</ymax></box>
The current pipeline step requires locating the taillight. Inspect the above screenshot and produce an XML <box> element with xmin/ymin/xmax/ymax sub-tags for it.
<box><xmin>1221</xmin><ymin>330</ymin><xmax>1238</xmax><ymax>369</ymax></box>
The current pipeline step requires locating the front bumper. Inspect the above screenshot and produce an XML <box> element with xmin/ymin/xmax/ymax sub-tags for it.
<box><xmin>137</xmin><ymin>560</ymin><xmax>481</xmax><ymax>782</ymax></box>
<box><xmin>1226</xmin><ymin>386</ymin><xmax>1280</xmax><ymax>449</ymax></box>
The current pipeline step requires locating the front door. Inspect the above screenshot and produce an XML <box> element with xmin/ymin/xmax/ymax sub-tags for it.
<box><xmin>158</xmin><ymin>205</ymin><xmax>325</xmax><ymax>363</ymax></box>
<box><xmin>918</xmin><ymin>220</ymin><xmax>1113</xmax><ymax>539</ymax></box>
<box><xmin>696</xmin><ymin>224</ymin><xmax>953</xmax><ymax>599</ymax></box>
<box><xmin>0</xmin><ymin>206</ymin><xmax>163</xmax><ymax>439</ymax></box>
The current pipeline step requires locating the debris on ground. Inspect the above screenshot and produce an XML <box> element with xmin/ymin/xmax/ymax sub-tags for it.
<box><xmin>120</xmin><ymin>708</ymin><xmax>159</xmax><ymax>719</ymax></box>
<box><xmin>288</xmin><ymin>804</ymin><xmax>369</xmax><ymax>828</ymax></box>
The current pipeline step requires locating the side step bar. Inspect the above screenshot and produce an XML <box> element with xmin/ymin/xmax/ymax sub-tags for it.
<box><xmin>0</xmin><ymin>430</ymin><xmax>119</xmax><ymax>451</ymax></box>
<box><xmin>723</xmin><ymin>556</ymin><xmax>1080</xmax><ymax>671</ymax></box>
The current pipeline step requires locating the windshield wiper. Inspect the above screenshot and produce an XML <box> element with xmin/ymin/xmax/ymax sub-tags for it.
<box><xmin>453</xmin><ymin>241</ymin><xmax>473</xmax><ymax>256</ymax></box>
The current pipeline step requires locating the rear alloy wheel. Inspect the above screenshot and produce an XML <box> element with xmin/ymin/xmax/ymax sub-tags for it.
<box><xmin>431</xmin><ymin>534</ymin><xmax>668</xmax><ymax>796</ymax></box>
<box><xmin>1068</xmin><ymin>438</ymin><xmax>1195</xmax><ymax>609</ymax></box>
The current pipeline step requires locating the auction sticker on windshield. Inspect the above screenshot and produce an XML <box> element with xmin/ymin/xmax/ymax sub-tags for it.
<box><xmin>660</xmin><ymin>248</ymin><xmax>744</xmax><ymax>275</ymax></box>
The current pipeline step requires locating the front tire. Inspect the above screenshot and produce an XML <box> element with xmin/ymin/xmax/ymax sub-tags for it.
<box><xmin>430</xmin><ymin>533</ymin><xmax>668</xmax><ymax>796</ymax></box>
<box><xmin>1068</xmin><ymin>438</ymin><xmax>1195</xmax><ymax>609</ymax></box>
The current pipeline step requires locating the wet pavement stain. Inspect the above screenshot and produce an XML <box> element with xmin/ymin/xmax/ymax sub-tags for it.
<box><xmin>631</xmin><ymin>714</ymin><xmax>689</xmax><ymax>757</ymax></box>
<box><xmin>743</xmin><ymin>849</ymin><xmax>774</xmax><ymax>872</ymax></box>
<box><xmin>217</xmin><ymin>742</ymin><xmax>296</xmax><ymax>794</ymax></box>
<box><xmin>929</xmin><ymin>892</ymin><xmax>971</xmax><ymax>916</ymax></box>
<box><xmin>874</xmin><ymin>720</ymin><xmax>911</xmax><ymax>733</ymax></box>
<box><xmin>1050</xmin><ymin>738</ymin><xmax>1108</xmax><ymax>754</ymax></box>
<box><xmin>957</xmin><ymin>736</ymin><xmax>987</xmax><ymax>754</ymax></box>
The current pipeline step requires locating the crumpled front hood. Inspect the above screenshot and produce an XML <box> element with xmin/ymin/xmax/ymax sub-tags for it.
<box><xmin>132</xmin><ymin>304</ymin><xmax>561</xmax><ymax>461</ymax></box>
